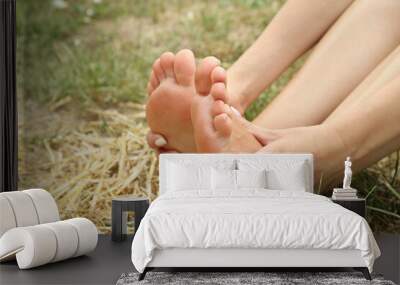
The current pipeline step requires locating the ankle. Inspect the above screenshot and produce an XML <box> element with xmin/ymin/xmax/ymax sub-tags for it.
<box><xmin>318</xmin><ymin>123</ymin><xmax>356</xmax><ymax>173</ymax></box>
<box><xmin>226</xmin><ymin>70</ymin><xmax>257</xmax><ymax>115</ymax></box>
<box><xmin>325</xmin><ymin>123</ymin><xmax>357</xmax><ymax>157</ymax></box>
<box><xmin>303</xmin><ymin>125</ymin><xmax>342</xmax><ymax>177</ymax></box>
<box><xmin>226</xmin><ymin>85</ymin><xmax>254</xmax><ymax>115</ymax></box>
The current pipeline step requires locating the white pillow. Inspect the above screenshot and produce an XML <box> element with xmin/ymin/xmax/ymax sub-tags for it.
<box><xmin>212</xmin><ymin>168</ymin><xmax>237</xmax><ymax>190</ymax></box>
<box><xmin>167</xmin><ymin>163</ymin><xmax>212</xmax><ymax>191</ymax></box>
<box><xmin>237</xmin><ymin>169</ymin><xmax>267</xmax><ymax>189</ymax></box>
<box><xmin>266</xmin><ymin>165</ymin><xmax>307</xmax><ymax>191</ymax></box>
<box><xmin>238</xmin><ymin>159</ymin><xmax>308</xmax><ymax>191</ymax></box>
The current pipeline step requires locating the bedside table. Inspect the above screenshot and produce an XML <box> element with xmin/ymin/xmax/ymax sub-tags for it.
<box><xmin>331</xmin><ymin>198</ymin><xmax>366</xmax><ymax>218</ymax></box>
<box><xmin>112</xmin><ymin>196</ymin><xmax>149</xmax><ymax>242</ymax></box>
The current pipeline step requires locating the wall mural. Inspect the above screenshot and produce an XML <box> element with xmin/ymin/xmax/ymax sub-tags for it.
<box><xmin>16</xmin><ymin>0</ymin><xmax>399</xmax><ymax>233</ymax></box>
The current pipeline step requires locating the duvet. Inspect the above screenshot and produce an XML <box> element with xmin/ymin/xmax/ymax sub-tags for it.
<box><xmin>131</xmin><ymin>190</ymin><xmax>380</xmax><ymax>273</ymax></box>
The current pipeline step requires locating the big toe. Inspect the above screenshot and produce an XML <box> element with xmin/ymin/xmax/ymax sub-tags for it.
<box><xmin>174</xmin><ymin>49</ymin><xmax>196</xmax><ymax>86</ymax></box>
<box><xmin>195</xmin><ymin>56</ymin><xmax>221</xmax><ymax>95</ymax></box>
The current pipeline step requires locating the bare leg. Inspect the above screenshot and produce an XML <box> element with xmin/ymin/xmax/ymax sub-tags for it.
<box><xmin>323</xmin><ymin>74</ymin><xmax>400</xmax><ymax>186</ymax></box>
<box><xmin>248</xmin><ymin>47</ymin><xmax>400</xmax><ymax>189</ymax></box>
<box><xmin>227</xmin><ymin>0</ymin><xmax>354</xmax><ymax>113</ymax></box>
<box><xmin>253</xmin><ymin>0</ymin><xmax>400</xmax><ymax>129</ymax></box>
<box><xmin>325</xmin><ymin>45</ymin><xmax>400</xmax><ymax>122</ymax></box>
<box><xmin>324</xmin><ymin>45</ymin><xmax>400</xmax><ymax>182</ymax></box>
<box><xmin>245</xmin><ymin>74</ymin><xmax>400</xmax><ymax>189</ymax></box>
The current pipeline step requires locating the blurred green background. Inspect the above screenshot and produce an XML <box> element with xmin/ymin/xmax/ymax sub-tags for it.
<box><xmin>16</xmin><ymin>0</ymin><xmax>399</xmax><ymax>232</ymax></box>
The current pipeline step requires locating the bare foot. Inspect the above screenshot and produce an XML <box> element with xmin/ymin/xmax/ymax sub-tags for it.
<box><xmin>191</xmin><ymin>65</ymin><xmax>262</xmax><ymax>153</ymax></box>
<box><xmin>241</xmin><ymin>121</ymin><xmax>348</xmax><ymax>189</ymax></box>
<box><xmin>146</xmin><ymin>50</ymin><xmax>221</xmax><ymax>152</ymax></box>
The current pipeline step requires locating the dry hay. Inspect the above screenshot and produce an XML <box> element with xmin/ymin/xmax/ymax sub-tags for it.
<box><xmin>18</xmin><ymin>100</ymin><xmax>399</xmax><ymax>234</ymax></box>
<box><xmin>24</xmin><ymin>102</ymin><xmax>158</xmax><ymax>233</ymax></box>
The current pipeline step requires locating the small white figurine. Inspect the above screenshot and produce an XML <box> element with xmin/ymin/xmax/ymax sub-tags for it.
<box><xmin>342</xmin><ymin>157</ymin><xmax>352</xmax><ymax>189</ymax></box>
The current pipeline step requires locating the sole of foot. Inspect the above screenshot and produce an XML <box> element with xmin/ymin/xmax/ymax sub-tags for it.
<box><xmin>191</xmin><ymin>65</ymin><xmax>262</xmax><ymax>153</ymax></box>
<box><xmin>146</xmin><ymin>50</ymin><xmax>222</xmax><ymax>153</ymax></box>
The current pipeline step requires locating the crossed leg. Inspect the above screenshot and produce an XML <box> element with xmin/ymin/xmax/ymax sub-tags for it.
<box><xmin>323</xmin><ymin>46</ymin><xmax>400</xmax><ymax>184</ymax></box>
<box><xmin>253</xmin><ymin>0</ymin><xmax>400</xmax><ymax>129</ymax></box>
<box><xmin>247</xmin><ymin>45</ymin><xmax>400</xmax><ymax>190</ymax></box>
<box><xmin>325</xmin><ymin>46</ymin><xmax>400</xmax><ymax>122</ymax></box>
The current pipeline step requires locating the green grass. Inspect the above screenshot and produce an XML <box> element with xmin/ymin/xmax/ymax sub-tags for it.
<box><xmin>17</xmin><ymin>0</ymin><xmax>141</xmax><ymax>105</ymax></box>
<box><xmin>353</xmin><ymin>153</ymin><xmax>400</xmax><ymax>232</ymax></box>
<box><xmin>17</xmin><ymin>0</ymin><xmax>399</xmax><ymax>232</ymax></box>
<box><xmin>18</xmin><ymin>0</ymin><xmax>285</xmax><ymax>106</ymax></box>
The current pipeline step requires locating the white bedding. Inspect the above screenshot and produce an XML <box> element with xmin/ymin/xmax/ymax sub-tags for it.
<box><xmin>131</xmin><ymin>190</ymin><xmax>380</xmax><ymax>273</ymax></box>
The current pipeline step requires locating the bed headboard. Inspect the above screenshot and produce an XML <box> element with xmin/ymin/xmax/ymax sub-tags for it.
<box><xmin>159</xmin><ymin>153</ymin><xmax>314</xmax><ymax>194</ymax></box>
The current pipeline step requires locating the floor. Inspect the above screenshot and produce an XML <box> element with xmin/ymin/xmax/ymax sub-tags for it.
<box><xmin>1</xmin><ymin>234</ymin><xmax>398</xmax><ymax>285</ymax></box>
<box><xmin>0</xmin><ymin>235</ymin><xmax>134</xmax><ymax>285</ymax></box>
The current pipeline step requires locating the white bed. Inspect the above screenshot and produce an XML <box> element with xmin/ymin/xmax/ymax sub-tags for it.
<box><xmin>131</xmin><ymin>154</ymin><xmax>380</xmax><ymax>281</ymax></box>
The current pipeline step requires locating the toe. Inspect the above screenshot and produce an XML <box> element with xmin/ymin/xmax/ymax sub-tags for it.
<box><xmin>210</xmin><ymin>82</ymin><xmax>228</xmax><ymax>103</ymax></box>
<box><xmin>150</xmin><ymin>70</ymin><xmax>159</xmax><ymax>89</ymax></box>
<box><xmin>160</xmin><ymin>51</ymin><xmax>175</xmax><ymax>78</ymax></box>
<box><xmin>211</xmin><ymin>66</ymin><xmax>226</xmax><ymax>84</ymax></box>
<box><xmin>174</xmin><ymin>49</ymin><xmax>196</xmax><ymax>86</ymax></box>
<box><xmin>213</xmin><ymin>113</ymin><xmax>232</xmax><ymax>138</ymax></box>
<box><xmin>195</xmin><ymin>56</ymin><xmax>221</xmax><ymax>95</ymax></box>
<box><xmin>211</xmin><ymin>100</ymin><xmax>230</xmax><ymax>116</ymax></box>
<box><xmin>152</xmin><ymin>58</ymin><xmax>165</xmax><ymax>81</ymax></box>
<box><xmin>147</xmin><ymin>132</ymin><xmax>167</xmax><ymax>149</ymax></box>
<box><xmin>147</xmin><ymin>82</ymin><xmax>154</xmax><ymax>96</ymax></box>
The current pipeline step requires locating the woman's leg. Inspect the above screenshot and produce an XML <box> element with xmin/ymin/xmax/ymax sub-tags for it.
<box><xmin>227</xmin><ymin>0</ymin><xmax>354</xmax><ymax>113</ymax></box>
<box><xmin>253</xmin><ymin>0</ymin><xmax>400</xmax><ymax>129</ymax></box>
<box><xmin>248</xmin><ymin>46</ymin><xmax>400</xmax><ymax>189</ymax></box>
<box><xmin>325</xmin><ymin>45</ymin><xmax>400</xmax><ymax>122</ymax></box>
<box><xmin>323</xmin><ymin>45</ymin><xmax>400</xmax><ymax>182</ymax></box>
<box><xmin>323</xmin><ymin>74</ymin><xmax>400</xmax><ymax>186</ymax></box>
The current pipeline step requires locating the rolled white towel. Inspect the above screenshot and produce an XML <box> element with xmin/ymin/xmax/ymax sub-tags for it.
<box><xmin>0</xmin><ymin>226</ymin><xmax>57</xmax><ymax>268</ymax></box>
<box><xmin>64</xmin><ymin>218</ymin><xmax>98</xmax><ymax>257</ymax></box>
<box><xmin>23</xmin><ymin>189</ymin><xmax>60</xmax><ymax>224</ymax></box>
<box><xmin>0</xmin><ymin>191</ymin><xmax>39</xmax><ymax>227</ymax></box>
<box><xmin>0</xmin><ymin>218</ymin><xmax>98</xmax><ymax>269</ymax></box>
<box><xmin>0</xmin><ymin>196</ymin><xmax>17</xmax><ymax>237</ymax></box>
<box><xmin>42</xmin><ymin>221</ymin><xmax>79</xmax><ymax>262</ymax></box>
